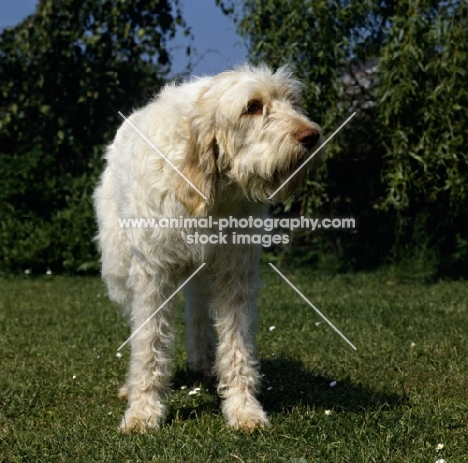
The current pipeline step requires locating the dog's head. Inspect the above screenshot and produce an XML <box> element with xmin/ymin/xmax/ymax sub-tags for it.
<box><xmin>175</xmin><ymin>65</ymin><xmax>323</xmax><ymax>215</ymax></box>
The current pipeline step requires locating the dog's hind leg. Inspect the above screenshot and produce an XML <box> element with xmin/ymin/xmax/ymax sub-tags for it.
<box><xmin>94</xmin><ymin>168</ymin><xmax>132</xmax><ymax>311</ymax></box>
<box><xmin>119</xmin><ymin>258</ymin><xmax>176</xmax><ymax>433</ymax></box>
<box><xmin>184</xmin><ymin>272</ymin><xmax>216</xmax><ymax>376</ymax></box>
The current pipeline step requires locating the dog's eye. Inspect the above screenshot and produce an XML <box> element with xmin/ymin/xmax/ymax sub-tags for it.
<box><xmin>246</xmin><ymin>101</ymin><xmax>263</xmax><ymax>115</ymax></box>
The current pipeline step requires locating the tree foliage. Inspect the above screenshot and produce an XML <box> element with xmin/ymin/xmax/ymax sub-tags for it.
<box><xmin>378</xmin><ymin>0</ymin><xmax>468</xmax><ymax>273</ymax></box>
<box><xmin>217</xmin><ymin>0</ymin><xmax>468</xmax><ymax>273</ymax></box>
<box><xmin>0</xmin><ymin>0</ymin><xmax>185</xmax><ymax>273</ymax></box>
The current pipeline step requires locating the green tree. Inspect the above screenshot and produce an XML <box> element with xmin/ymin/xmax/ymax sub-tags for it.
<box><xmin>0</xmin><ymin>0</ymin><xmax>185</xmax><ymax>273</ymax></box>
<box><xmin>378</xmin><ymin>0</ymin><xmax>468</xmax><ymax>274</ymax></box>
<box><xmin>217</xmin><ymin>0</ymin><xmax>468</xmax><ymax>273</ymax></box>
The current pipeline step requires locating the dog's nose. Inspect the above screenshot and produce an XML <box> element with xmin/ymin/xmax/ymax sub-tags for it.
<box><xmin>296</xmin><ymin>128</ymin><xmax>320</xmax><ymax>149</ymax></box>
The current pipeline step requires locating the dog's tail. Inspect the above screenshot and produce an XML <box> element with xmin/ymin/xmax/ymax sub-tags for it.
<box><xmin>93</xmin><ymin>166</ymin><xmax>132</xmax><ymax>309</ymax></box>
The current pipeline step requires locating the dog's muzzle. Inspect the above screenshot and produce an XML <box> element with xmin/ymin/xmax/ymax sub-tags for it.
<box><xmin>295</xmin><ymin>128</ymin><xmax>321</xmax><ymax>150</ymax></box>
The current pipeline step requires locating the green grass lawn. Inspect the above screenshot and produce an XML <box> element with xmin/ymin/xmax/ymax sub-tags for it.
<box><xmin>1</xmin><ymin>267</ymin><xmax>467</xmax><ymax>462</ymax></box>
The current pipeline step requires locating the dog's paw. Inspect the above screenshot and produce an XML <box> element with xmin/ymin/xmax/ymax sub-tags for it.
<box><xmin>186</xmin><ymin>347</ymin><xmax>216</xmax><ymax>378</ymax></box>
<box><xmin>222</xmin><ymin>397</ymin><xmax>270</xmax><ymax>432</ymax></box>
<box><xmin>119</xmin><ymin>410</ymin><xmax>162</xmax><ymax>434</ymax></box>
<box><xmin>229</xmin><ymin>414</ymin><xmax>270</xmax><ymax>432</ymax></box>
<box><xmin>119</xmin><ymin>395</ymin><xmax>167</xmax><ymax>433</ymax></box>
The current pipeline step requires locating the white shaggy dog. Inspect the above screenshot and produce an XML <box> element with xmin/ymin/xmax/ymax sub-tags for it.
<box><xmin>94</xmin><ymin>65</ymin><xmax>322</xmax><ymax>432</ymax></box>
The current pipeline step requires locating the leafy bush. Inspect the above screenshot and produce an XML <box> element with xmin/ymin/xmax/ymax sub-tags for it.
<box><xmin>0</xmin><ymin>0</ymin><xmax>185</xmax><ymax>273</ymax></box>
<box><xmin>378</xmin><ymin>1</ymin><xmax>468</xmax><ymax>275</ymax></box>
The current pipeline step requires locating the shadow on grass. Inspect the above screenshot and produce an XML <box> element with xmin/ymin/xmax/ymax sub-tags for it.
<box><xmin>259</xmin><ymin>357</ymin><xmax>407</xmax><ymax>414</ymax></box>
<box><xmin>168</xmin><ymin>357</ymin><xmax>406</xmax><ymax>423</ymax></box>
<box><xmin>168</xmin><ymin>368</ymin><xmax>221</xmax><ymax>422</ymax></box>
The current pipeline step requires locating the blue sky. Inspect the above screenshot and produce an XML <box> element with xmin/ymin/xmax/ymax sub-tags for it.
<box><xmin>0</xmin><ymin>0</ymin><xmax>248</xmax><ymax>76</ymax></box>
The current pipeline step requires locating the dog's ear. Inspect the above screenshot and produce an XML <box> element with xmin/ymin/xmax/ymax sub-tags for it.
<box><xmin>174</xmin><ymin>117</ymin><xmax>217</xmax><ymax>216</ymax></box>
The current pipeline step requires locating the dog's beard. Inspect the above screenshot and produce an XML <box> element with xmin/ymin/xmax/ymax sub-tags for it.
<box><xmin>227</xmin><ymin>141</ymin><xmax>318</xmax><ymax>203</ymax></box>
<box><xmin>240</xmin><ymin>165</ymin><xmax>307</xmax><ymax>203</ymax></box>
<box><xmin>263</xmin><ymin>146</ymin><xmax>314</xmax><ymax>202</ymax></box>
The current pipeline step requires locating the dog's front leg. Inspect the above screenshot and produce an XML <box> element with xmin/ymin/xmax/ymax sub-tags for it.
<box><xmin>120</xmin><ymin>260</ymin><xmax>176</xmax><ymax>433</ymax></box>
<box><xmin>212</xmin><ymin>253</ymin><xmax>270</xmax><ymax>431</ymax></box>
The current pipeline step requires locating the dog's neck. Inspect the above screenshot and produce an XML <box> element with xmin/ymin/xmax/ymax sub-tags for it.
<box><xmin>209</xmin><ymin>180</ymin><xmax>267</xmax><ymax>219</ymax></box>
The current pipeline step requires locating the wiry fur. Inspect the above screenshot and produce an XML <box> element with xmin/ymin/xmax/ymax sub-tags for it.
<box><xmin>93</xmin><ymin>64</ymin><xmax>323</xmax><ymax>432</ymax></box>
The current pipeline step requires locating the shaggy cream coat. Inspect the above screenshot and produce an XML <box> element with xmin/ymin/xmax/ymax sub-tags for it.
<box><xmin>93</xmin><ymin>65</ymin><xmax>322</xmax><ymax>432</ymax></box>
